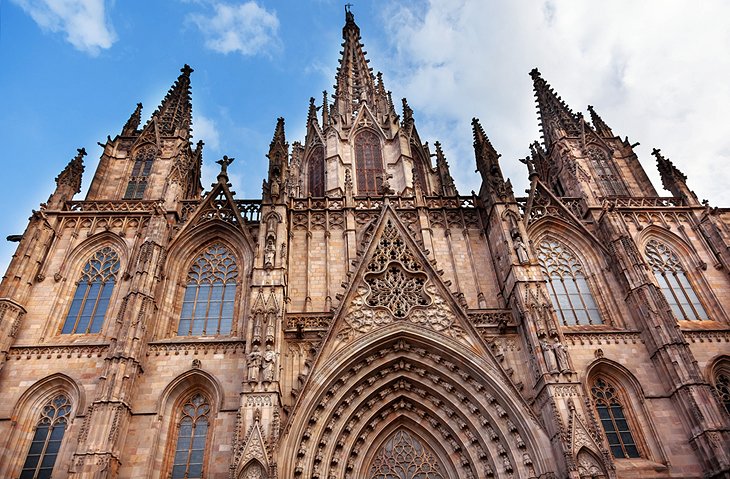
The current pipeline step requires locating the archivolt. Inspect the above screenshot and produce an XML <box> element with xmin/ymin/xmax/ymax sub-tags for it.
<box><xmin>282</xmin><ymin>330</ymin><xmax>555</xmax><ymax>478</ymax></box>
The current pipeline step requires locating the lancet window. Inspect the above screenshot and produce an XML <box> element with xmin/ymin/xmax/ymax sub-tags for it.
<box><xmin>171</xmin><ymin>393</ymin><xmax>211</xmax><ymax>479</ymax></box>
<box><xmin>368</xmin><ymin>429</ymin><xmax>445</xmax><ymax>479</ymax></box>
<box><xmin>590</xmin><ymin>377</ymin><xmax>640</xmax><ymax>458</ymax></box>
<box><xmin>178</xmin><ymin>243</ymin><xmax>238</xmax><ymax>336</ymax></box>
<box><xmin>124</xmin><ymin>147</ymin><xmax>155</xmax><ymax>200</ymax></box>
<box><xmin>308</xmin><ymin>145</ymin><xmax>325</xmax><ymax>197</ymax></box>
<box><xmin>355</xmin><ymin>130</ymin><xmax>384</xmax><ymax>195</ymax></box>
<box><xmin>714</xmin><ymin>371</ymin><xmax>730</xmax><ymax>414</ymax></box>
<box><xmin>587</xmin><ymin>147</ymin><xmax>627</xmax><ymax>197</ymax></box>
<box><xmin>644</xmin><ymin>239</ymin><xmax>707</xmax><ymax>320</ymax></box>
<box><xmin>62</xmin><ymin>247</ymin><xmax>119</xmax><ymax>334</ymax></box>
<box><xmin>19</xmin><ymin>394</ymin><xmax>72</xmax><ymax>479</ymax></box>
<box><xmin>536</xmin><ymin>238</ymin><xmax>603</xmax><ymax>326</ymax></box>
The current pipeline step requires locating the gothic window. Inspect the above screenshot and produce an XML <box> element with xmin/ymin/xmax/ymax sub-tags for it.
<box><xmin>355</xmin><ymin>130</ymin><xmax>384</xmax><ymax>195</ymax></box>
<box><xmin>308</xmin><ymin>145</ymin><xmax>325</xmax><ymax>197</ymax></box>
<box><xmin>19</xmin><ymin>394</ymin><xmax>72</xmax><ymax>479</ymax></box>
<box><xmin>587</xmin><ymin>147</ymin><xmax>627</xmax><ymax>197</ymax></box>
<box><xmin>171</xmin><ymin>393</ymin><xmax>210</xmax><ymax>479</ymax></box>
<box><xmin>644</xmin><ymin>239</ymin><xmax>707</xmax><ymax>320</ymax></box>
<box><xmin>714</xmin><ymin>371</ymin><xmax>730</xmax><ymax>414</ymax></box>
<box><xmin>590</xmin><ymin>378</ymin><xmax>640</xmax><ymax>459</ymax></box>
<box><xmin>62</xmin><ymin>247</ymin><xmax>120</xmax><ymax>334</ymax></box>
<box><xmin>124</xmin><ymin>147</ymin><xmax>155</xmax><ymax>200</ymax></box>
<box><xmin>536</xmin><ymin>238</ymin><xmax>603</xmax><ymax>326</ymax></box>
<box><xmin>178</xmin><ymin>243</ymin><xmax>238</xmax><ymax>336</ymax></box>
<box><xmin>368</xmin><ymin>429</ymin><xmax>445</xmax><ymax>479</ymax></box>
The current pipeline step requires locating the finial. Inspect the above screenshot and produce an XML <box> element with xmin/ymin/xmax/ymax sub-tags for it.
<box><xmin>181</xmin><ymin>64</ymin><xmax>194</xmax><ymax>76</ymax></box>
<box><xmin>529</xmin><ymin>68</ymin><xmax>541</xmax><ymax>80</ymax></box>
<box><xmin>402</xmin><ymin>98</ymin><xmax>413</xmax><ymax>125</ymax></box>
<box><xmin>216</xmin><ymin>155</ymin><xmax>234</xmax><ymax>182</ymax></box>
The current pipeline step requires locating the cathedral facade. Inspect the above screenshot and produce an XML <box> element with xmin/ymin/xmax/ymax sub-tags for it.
<box><xmin>1</xmin><ymin>10</ymin><xmax>729</xmax><ymax>479</ymax></box>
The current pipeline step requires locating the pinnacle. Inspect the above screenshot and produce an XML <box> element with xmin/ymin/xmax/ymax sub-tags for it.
<box><xmin>148</xmin><ymin>64</ymin><xmax>194</xmax><ymax>137</ymax></box>
<box><xmin>530</xmin><ymin>68</ymin><xmax>581</xmax><ymax>143</ymax></box>
<box><xmin>55</xmin><ymin>147</ymin><xmax>86</xmax><ymax>193</ymax></box>
<box><xmin>587</xmin><ymin>104</ymin><xmax>614</xmax><ymax>137</ymax></box>
<box><xmin>122</xmin><ymin>102</ymin><xmax>143</xmax><ymax>136</ymax></box>
<box><xmin>270</xmin><ymin>117</ymin><xmax>287</xmax><ymax>149</ymax></box>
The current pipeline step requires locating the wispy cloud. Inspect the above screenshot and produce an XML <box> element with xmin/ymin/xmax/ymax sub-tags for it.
<box><xmin>11</xmin><ymin>0</ymin><xmax>116</xmax><ymax>56</ymax></box>
<box><xmin>380</xmin><ymin>0</ymin><xmax>730</xmax><ymax>205</ymax></box>
<box><xmin>188</xmin><ymin>1</ymin><xmax>280</xmax><ymax>56</ymax></box>
<box><xmin>194</xmin><ymin>114</ymin><xmax>221</xmax><ymax>151</ymax></box>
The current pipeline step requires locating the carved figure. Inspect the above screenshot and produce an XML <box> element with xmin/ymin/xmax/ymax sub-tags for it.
<box><xmin>264</xmin><ymin>239</ymin><xmax>276</xmax><ymax>268</ymax></box>
<box><xmin>248</xmin><ymin>345</ymin><xmax>262</xmax><ymax>382</ymax></box>
<box><xmin>553</xmin><ymin>339</ymin><xmax>571</xmax><ymax>373</ymax></box>
<box><xmin>262</xmin><ymin>344</ymin><xmax>277</xmax><ymax>382</ymax></box>
<box><xmin>541</xmin><ymin>340</ymin><xmax>558</xmax><ymax>373</ymax></box>
<box><xmin>514</xmin><ymin>236</ymin><xmax>529</xmax><ymax>264</ymax></box>
<box><xmin>252</xmin><ymin>315</ymin><xmax>262</xmax><ymax>343</ymax></box>
<box><xmin>265</xmin><ymin>314</ymin><xmax>276</xmax><ymax>342</ymax></box>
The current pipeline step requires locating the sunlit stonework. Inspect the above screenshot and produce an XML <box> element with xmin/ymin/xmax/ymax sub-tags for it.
<box><xmin>0</xmin><ymin>7</ymin><xmax>728</xmax><ymax>479</ymax></box>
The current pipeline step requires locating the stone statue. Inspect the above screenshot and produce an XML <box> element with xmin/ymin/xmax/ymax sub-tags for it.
<box><xmin>541</xmin><ymin>340</ymin><xmax>558</xmax><ymax>373</ymax></box>
<box><xmin>553</xmin><ymin>339</ymin><xmax>570</xmax><ymax>373</ymax></box>
<box><xmin>514</xmin><ymin>236</ymin><xmax>529</xmax><ymax>264</ymax></box>
<box><xmin>247</xmin><ymin>345</ymin><xmax>262</xmax><ymax>382</ymax></box>
<box><xmin>252</xmin><ymin>314</ymin><xmax>262</xmax><ymax>343</ymax></box>
<box><xmin>264</xmin><ymin>238</ymin><xmax>276</xmax><ymax>268</ymax></box>
<box><xmin>262</xmin><ymin>344</ymin><xmax>277</xmax><ymax>382</ymax></box>
<box><xmin>265</xmin><ymin>314</ymin><xmax>276</xmax><ymax>342</ymax></box>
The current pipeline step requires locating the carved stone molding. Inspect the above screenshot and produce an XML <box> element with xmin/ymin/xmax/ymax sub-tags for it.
<box><xmin>563</xmin><ymin>331</ymin><xmax>643</xmax><ymax>346</ymax></box>
<box><xmin>146</xmin><ymin>340</ymin><xmax>246</xmax><ymax>356</ymax></box>
<box><xmin>7</xmin><ymin>344</ymin><xmax>108</xmax><ymax>359</ymax></box>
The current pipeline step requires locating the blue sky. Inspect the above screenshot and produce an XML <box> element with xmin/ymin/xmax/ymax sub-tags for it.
<box><xmin>1</xmin><ymin>0</ymin><xmax>729</xmax><ymax>275</ymax></box>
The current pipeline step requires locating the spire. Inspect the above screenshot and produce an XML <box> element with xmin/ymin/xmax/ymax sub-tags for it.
<box><xmin>121</xmin><ymin>103</ymin><xmax>142</xmax><ymax>136</ymax></box>
<box><xmin>472</xmin><ymin>118</ymin><xmax>513</xmax><ymax>201</ymax></box>
<box><xmin>333</xmin><ymin>6</ymin><xmax>387</xmax><ymax>122</ymax></box>
<box><xmin>266</xmin><ymin>117</ymin><xmax>289</xmax><ymax>203</ymax></box>
<box><xmin>307</xmin><ymin>97</ymin><xmax>318</xmax><ymax>125</ymax></box>
<box><xmin>434</xmin><ymin>141</ymin><xmax>457</xmax><ymax>196</ymax></box>
<box><xmin>148</xmin><ymin>64</ymin><xmax>193</xmax><ymax>137</ymax></box>
<box><xmin>401</xmin><ymin>98</ymin><xmax>414</xmax><ymax>128</ymax></box>
<box><xmin>587</xmin><ymin>105</ymin><xmax>614</xmax><ymax>137</ymax></box>
<box><xmin>652</xmin><ymin>148</ymin><xmax>697</xmax><ymax>203</ymax></box>
<box><xmin>47</xmin><ymin>148</ymin><xmax>85</xmax><ymax>209</ymax></box>
<box><xmin>321</xmin><ymin>90</ymin><xmax>329</xmax><ymax>126</ymax></box>
<box><xmin>530</xmin><ymin>68</ymin><xmax>582</xmax><ymax>145</ymax></box>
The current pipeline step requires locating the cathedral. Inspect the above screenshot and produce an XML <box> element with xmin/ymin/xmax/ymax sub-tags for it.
<box><xmin>1</xmin><ymin>9</ymin><xmax>730</xmax><ymax>479</ymax></box>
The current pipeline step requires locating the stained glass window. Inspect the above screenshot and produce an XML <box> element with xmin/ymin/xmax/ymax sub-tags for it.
<box><xmin>124</xmin><ymin>147</ymin><xmax>155</xmax><ymax>200</ymax></box>
<box><xmin>171</xmin><ymin>393</ymin><xmax>210</xmax><ymax>479</ymax></box>
<box><xmin>714</xmin><ymin>372</ymin><xmax>730</xmax><ymax>414</ymax></box>
<box><xmin>368</xmin><ymin>429</ymin><xmax>445</xmax><ymax>479</ymax></box>
<box><xmin>591</xmin><ymin>378</ymin><xmax>640</xmax><ymax>459</ymax></box>
<box><xmin>644</xmin><ymin>239</ymin><xmax>707</xmax><ymax>320</ymax></box>
<box><xmin>355</xmin><ymin>130</ymin><xmax>383</xmax><ymax>195</ymax></box>
<box><xmin>62</xmin><ymin>247</ymin><xmax>119</xmax><ymax>334</ymax></box>
<box><xmin>308</xmin><ymin>145</ymin><xmax>325</xmax><ymax>197</ymax></box>
<box><xmin>587</xmin><ymin>147</ymin><xmax>627</xmax><ymax>197</ymax></box>
<box><xmin>20</xmin><ymin>394</ymin><xmax>72</xmax><ymax>479</ymax></box>
<box><xmin>536</xmin><ymin>239</ymin><xmax>603</xmax><ymax>326</ymax></box>
<box><xmin>178</xmin><ymin>243</ymin><xmax>238</xmax><ymax>336</ymax></box>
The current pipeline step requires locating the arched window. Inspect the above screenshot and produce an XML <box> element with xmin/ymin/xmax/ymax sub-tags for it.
<box><xmin>644</xmin><ymin>239</ymin><xmax>707</xmax><ymax>320</ymax></box>
<box><xmin>587</xmin><ymin>147</ymin><xmax>627</xmax><ymax>197</ymax></box>
<box><xmin>308</xmin><ymin>145</ymin><xmax>325</xmax><ymax>197</ymax></box>
<box><xmin>178</xmin><ymin>243</ymin><xmax>238</xmax><ymax>336</ymax></box>
<box><xmin>590</xmin><ymin>378</ymin><xmax>640</xmax><ymax>459</ymax></box>
<box><xmin>62</xmin><ymin>247</ymin><xmax>119</xmax><ymax>334</ymax></box>
<box><xmin>124</xmin><ymin>147</ymin><xmax>155</xmax><ymax>200</ymax></box>
<box><xmin>368</xmin><ymin>429</ymin><xmax>445</xmax><ymax>479</ymax></box>
<box><xmin>20</xmin><ymin>394</ymin><xmax>72</xmax><ymax>479</ymax></box>
<box><xmin>355</xmin><ymin>130</ymin><xmax>383</xmax><ymax>195</ymax></box>
<box><xmin>536</xmin><ymin>238</ymin><xmax>603</xmax><ymax>326</ymax></box>
<box><xmin>171</xmin><ymin>393</ymin><xmax>210</xmax><ymax>479</ymax></box>
<box><xmin>714</xmin><ymin>371</ymin><xmax>730</xmax><ymax>414</ymax></box>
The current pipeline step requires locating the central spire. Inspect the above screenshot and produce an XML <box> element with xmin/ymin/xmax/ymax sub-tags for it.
<box><xmin>149</xmin><ymin>64</ymin><xmax>193</xmax><ymax>137</ymax></box>
<box><xmin>332</xmin><ymin>7</ymin><xmax>389</xmax><ymax>124</ymax></box>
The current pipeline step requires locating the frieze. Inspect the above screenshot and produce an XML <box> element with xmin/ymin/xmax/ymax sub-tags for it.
<box><xmin>64</xmin><ymin>200</ymin><xmax>158</xmax><ymax>213</ymax></box>
<box><xmin>246</xmin><ymin>393</ymin><xmax>274</xmax><ymax>407</ymax></box>
<box><xmin>563</xmin><ymin>331</ymin><xmax>643</xmax><ymax>346</ymax></box>
<box><xmin>286</xmin><ymin>315</ymin><xmax>332</xmax><ymax>330</ymax></box>
<box><xmin>683</xmin><ymin>330</ymin><xmax>730</xmax><ymax>343</ymax></box>
<box><xmin>147</xmin><ymin>340</ymin><xmax>246</xmax><ymax>356</ymax></box>
<box><xmin>469</xmin><ymin>310</ymin><xmax>513</xmax><ymax>326</ymax></box>
<box><xmin>8</xmin><ymin>344</ymin><xmax>108</xmax><ymax>359</ymax></box>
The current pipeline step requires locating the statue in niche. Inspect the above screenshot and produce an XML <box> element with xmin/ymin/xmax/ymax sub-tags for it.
<box><xmin>264</xmin><ymin>238</ymin><xmax>276</xmax><ymax>269</ymax></box>
<box><xmin>541</xmin><ymin>340</ymin><xmax>558</xmax><ymax>373</ymax></box>
<box><xmin>252</xmin><ymin>314</ymin><xmax>262</xmax><ymax>343</ymax></box>
<box><xmin>270</xmin><ymin>174</ymin><xmax>280</xmax><ymax>198</ymax></box>
<box><xmin>262</xmin><ymin>344</ymin><xmax>277</xmax><ymax>382</ymax></box>
<box><xmin>247</xmin><ymin>345</ymin><xmax>262</xmax><ymax>383</ymax></box>
<box><xmin>553</xmin><ymin>339</ymin><xmax>571</xmax><ymax>373</ymax></box>
<box><xmin>514</xmin><ymin>236</ymin><xmax>529</xmax><ymax>264</ymax></box>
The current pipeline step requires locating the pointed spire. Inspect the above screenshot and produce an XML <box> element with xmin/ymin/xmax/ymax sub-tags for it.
<box><xmin>587</xmin><ymin>105</ymin><xmax>614</xmax><ymax>137</ymax></box>
<box><xmin>333</xmin><ymin>6</ymin><xmax>387</xmax><ymax>122</ymax></box>
<box><xmin>56</xmin><ymin>148</ymin><xmax>86</xmax><ymax>194</ymax></box>
<box><xmin>307</xmin><ymin>97</ymin><xmax>318</xmax><ymax>125</ymax></box>
<box><xmin>434</xmin><ymin>141</ymin><xmax>457</xmax><ymax>196</ymax></box>
<box><xmin>322</xmin><ymin>90</ymin><xmax>329</xmax><ymax>126</ymax></box>
<box><xmin>472</xmin><ymin>118</ymin><xmax>501</xmax><ymax>176</ymax></box>
<box><xmin>652</xmin><ymin>148</ymin><xmax>696</xmax><ymax>203</ymax></box>
<box><xmin>530</xmin><ymin>68</ymin><xmax>582</xmax><ymax>145</ymax></box>
<box><xmin>266</xmin><ymin>117</ymin><xmax>289</xmax><ymax>203</ymax></box>
<box><xmin>122</xmin><ymin>103</ymin><xmax>142</xmax><ymax>136</ymax></box>
<box><xmin>148</xmin><ymin>64</ymin><xmax>193</xmax><ymax>137</ymax></box>
<box><xmin>270</xmin><ymin>117</ymin><xmax>287</xmax><ymax>150</ymax></box>
<box><xmin>401</xmin><ymin>98</ymin><xmax>414</xmax><ymax>128</ymax></box>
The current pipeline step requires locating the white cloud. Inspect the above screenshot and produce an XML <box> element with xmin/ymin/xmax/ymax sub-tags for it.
<box><xmin>194</xmin><ymin>114</ymin><xmax>221</xmax><ymax>151</ymax></box>
<box><xmin>11</xmin><ymin>0</ymin><xmax>116</xmax><ymax>55</ymax></box>
<box><xmin>188</xmin><ymin>1</ymin><xmax>280</xmax><ymax>56</ymax></box>
<box><xmin>379</xmin><ymin>0</ymin><xmax>730</xmax><ymax>205</ymax></box>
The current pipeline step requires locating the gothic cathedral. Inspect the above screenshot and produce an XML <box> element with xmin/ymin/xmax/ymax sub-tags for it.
<box><xmin>1</xmin><ymin>10</ymin><xmax>729</xmax><ymax>479</ymax></box>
